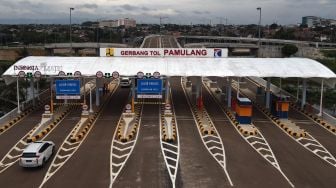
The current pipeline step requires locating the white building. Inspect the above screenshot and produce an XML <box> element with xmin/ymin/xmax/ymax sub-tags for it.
<box><xmin>99</xmin><ymin>18</ymin><xmax>136</xmax><ymax>28</ymax></box>
<box><xmin>302</xmin><ymin>16</ymin><xmax>336</xmax><ymax>27</ymax></box>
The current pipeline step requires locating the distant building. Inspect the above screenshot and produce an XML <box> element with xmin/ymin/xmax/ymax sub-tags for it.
<box><xmin>302</xmin><ymin>16</ymin><xmax>336</xmax><ymax>27</ymax></box>
<box><xmin>99</xmin><ymin>20</ymin><xmax>118</xmax><ymax>28</ymax></box>
<box><xmin>99</xmin><ymin>18</ymin><xmax>136</xmax><ymax>28</ymax></box>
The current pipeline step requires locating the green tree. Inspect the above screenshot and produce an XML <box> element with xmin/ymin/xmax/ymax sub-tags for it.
<box><xmin>281</xmin><ymin>44</ymin><xmax>298</xmax><ymax>57</ymax></box>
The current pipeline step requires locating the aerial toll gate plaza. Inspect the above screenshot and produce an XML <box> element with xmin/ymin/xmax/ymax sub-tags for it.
<box><xmin>0</xmin><ymin>35</ymin><xmax>336</xmax><ymax>188</ymax></box>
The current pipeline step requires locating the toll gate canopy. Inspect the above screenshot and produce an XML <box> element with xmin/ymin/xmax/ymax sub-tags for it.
<box><xmin>2</xmin><ymin>56</ymin><xmax>336</xmax><ymax>87</ymax></box>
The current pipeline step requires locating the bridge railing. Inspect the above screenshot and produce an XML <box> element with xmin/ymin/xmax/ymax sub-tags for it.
<box><xmin>0</xmin><ymin>89</ymin><xmax>49</xmax><ymax>124</ymax></box>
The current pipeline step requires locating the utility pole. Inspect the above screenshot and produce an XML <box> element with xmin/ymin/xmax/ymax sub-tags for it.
<box><xmin>159</xmin><ymin>17</ymin><xmax>168</xmax><ymax>34</ymax></box>
<box><xmin>257</xmin><ymin>7</ymin><xmax>261</xmax><ymax>45</ymax></box>
<box><xmin>159</xmin><ymin>17</ymin><xmax>168</xmax><ymax>48</ymax></box>
<box><xmin>69</xmin><ymin>7</ymin><xmax>75</xmax><ymax>55</ymax></box>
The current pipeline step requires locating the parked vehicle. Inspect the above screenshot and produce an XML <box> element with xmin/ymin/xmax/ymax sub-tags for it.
<box><xmin>19</xmin><ymin>141</ymin><xmax>55</xmax><ymax>167</ymax></box>
<box><xmin>120</xmin><ymin>77</ymin><xmax>132</xmax><ymax>87</ymax></box>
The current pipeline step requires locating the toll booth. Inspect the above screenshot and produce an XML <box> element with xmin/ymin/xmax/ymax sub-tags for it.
<box><xmin>235</xmin><ymin>98</ymin><xmax>252</xmax><ymax>124</ymax></box>
<box><xmin>271</xmin><ymin>94</ymin><xmax>290</xmax><ymax>119</ymax></box>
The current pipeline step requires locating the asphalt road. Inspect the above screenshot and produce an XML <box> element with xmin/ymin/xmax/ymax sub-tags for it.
<box><xmin>114</xmin><ymin>35</ymin><xmax>172</xmax><ymax>187</ymax></box>
<box><xmin>244</xmin><ymin>78</ymin><xmax>336</xmax><ymax>156</ymax></box>
<box><xmin>251</xmin><ymin>105</ymin><xmax>336</xmax><ymax>187</ymax></box>
<box><xmin>0</xmin><ymin>107</ymin><xmax>82</xmax><ymax>188</ymax></box>
<box><xmin>201</xmin><ymin>84</ymin><xmax>291</xmax><ymax>188</ymax></box>
<box><xmin>170</xmin><ymin>77</ymin><xmax>231</xmax><ymax>188</ymax></box>
<box><xmin>42</xmin><ymin>87</ymin><xmax>130</xmax><ymax>188</ymax></box>
<box><xmin>0</xmin><ymin>108</ymin><xmax>44</xmax><ymax>159</ymax></box>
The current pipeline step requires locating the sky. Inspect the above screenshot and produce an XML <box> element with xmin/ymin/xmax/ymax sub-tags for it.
<box><xmin>0</xmin><ymin>0</ymin><xmax>335</xmax><ymax>25</ymax></box>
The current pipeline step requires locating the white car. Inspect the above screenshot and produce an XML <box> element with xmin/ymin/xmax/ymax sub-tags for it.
<box><xmin>120</xmin><ymin>77</ymin><xmax>132</xmax><ymax>87</ymax></box>
<box><xmin>19</xmin><ymin>141</ymin><xmax>55</xmax><ymax>167</ymax></box>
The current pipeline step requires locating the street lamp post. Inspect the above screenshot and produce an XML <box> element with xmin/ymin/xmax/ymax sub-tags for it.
<box><xmin>69</xmin><ymin>7</ymin><xmax>74</xmax><ymax>54</ymax></box>
<box><xmin>257</xmin><ymin>7</ymin><xmax>261</xmax><ymax>45</ymax></box>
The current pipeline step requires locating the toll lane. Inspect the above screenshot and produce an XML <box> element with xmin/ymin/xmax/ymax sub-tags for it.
<box><xmin>0</xmin><ymin>107</ymin><xmax>81</xmax><ymax>188</ymax></box>
<box><xmin>42</xmin><ymin>88</ymin><xmax>129</xmax><ymax>188</ymax></box>
<box><xmin>170</xmin><ymin>77</ymin><xmax>229</xmax><ymax>188</ymax></box>
<box><xmin>251</xmin><ymin>101</ymin><xmax>336</xmax><ymax>187</ymax></box>
<box><xmin>244</xmin><ymin>78</ymin><xmax>336</xmax><ymax>156</ymax></box>
<box><xmin>288</xmin><ymin>109</ymin><xmax>336</xmax><ymax>156</ymax></box>
<box><xmin>201</xmin><ymin>85</ymin><xmax>291</xmax><ymax>188</ymax></box>
<box><xmin>0</xmin><ymin>109</ymin><xmax>44</xmax><ymax>159</ymax></box>
<box><xmin>113</xmin><ymin>103</ymin><xmax>170</xmax><ymax>188</ymax></box>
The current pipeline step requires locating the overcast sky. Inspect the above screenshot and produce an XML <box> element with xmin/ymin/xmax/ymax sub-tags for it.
<box><xmin>0</xmin><ymin>0</ymin><xmax>335</xmax><ymax>25</ymax></box>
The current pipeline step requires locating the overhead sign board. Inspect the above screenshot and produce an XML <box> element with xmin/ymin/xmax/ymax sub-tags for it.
<box><xmin>100</xmin><ymin>48</ymin><xmax>228</xmax><ymax>58</ymax></box>
<box><xmin>137</xmin><ymin>79</ymin><xmax>163</xmax><ymax>94</ymax></box>
<box><xmin>55</xmin><ymin>80</ymin><xmax>80</xmax><ymax>95</ymax></box>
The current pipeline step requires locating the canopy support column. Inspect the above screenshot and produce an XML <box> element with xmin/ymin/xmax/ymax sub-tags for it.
<box><xmin>266</xmin><ymin>77</ymin><xmax>271</xmax><ymax>109</ymax></box>
<box><xmin>50</xmin><ymin>78</ymin><xmax>54</xmax><ymax>113</ymax></box>
<box><xmin>16</xmin><ymin>77</ymin><xmax>21</xmax><ymax>114</ymax></box>
<box><xmin>296</xmin><ymin>78</ymin><xmax>300</xmax><ymax>102</ymax></box>
<box><xmin>227</xmin><ymin>77</ymin><xmax>232</xmax><ymax>108</ymax></box>
<box><xmin>318</xmin><ymin>79</ymin><xmax>324</xmax><ymax>117</ymax></box>
<box><xmin>237</xmin><ymin>77</ymin><xmax>240</xmax><ymax>99</ymax></box>
<box><xmin>301</xmin><ymin>79</ymin><xmax>307</xmax><ymax>109</ymax></box>
<box><xmin>95</xmin><ymin>78</ymin><xmax>100</xmax><ymax>107</ymax></box>
<box><xmin>165</xmin><ymin>77</ymin><xmax>170</xmax><ymax>104</ymax></box>
<box><xmin>83</xmin><ymin>78</ymin><xmax>86</xmax><ymax>105</ymax></box>
<box><xmin>30</xmin><ymin>78</ymin><xmax>35</xmax><ymax>107</ymax></box>
<box><xmin>131</xmin><ymin>78</ymin><xmax>135</xmax><ymax>112</ymax></box>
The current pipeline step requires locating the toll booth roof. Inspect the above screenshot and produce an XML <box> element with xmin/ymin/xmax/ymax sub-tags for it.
<box><xmin>2</xmin><ymin>56</ymin><xmax>336</xmax><ymax>87</ymax></box>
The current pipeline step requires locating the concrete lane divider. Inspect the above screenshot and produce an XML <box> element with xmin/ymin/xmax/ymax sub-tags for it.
<box><xmin>27</xmin><ymin>106</ymin><xmax>71</xmax><ymax>143</ymax></box>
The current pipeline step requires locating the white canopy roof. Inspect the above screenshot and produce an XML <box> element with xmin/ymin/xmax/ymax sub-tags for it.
<box><xmin>2</xmin><ymin>56</ymin><xmax>336</xmax><ymax>86</ymax></box>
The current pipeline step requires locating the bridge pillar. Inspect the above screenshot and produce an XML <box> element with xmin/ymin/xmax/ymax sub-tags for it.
<box><xmin>227</xmin><ymin>77</ymin><xmax>232</xmax><ymax>108</ymax></box>
<box><xmin>301</xmin><ymin>79</ymin><xmax>307</xmax><ymax>109</ymax></box>
<box><xmin>266</xmin><ymin>77</ymin><xmax>271</xmax><ymax>109</ymax></box>
<box><xmin>46</xmin><ymin>48</ymin><xmax>54</xmax><ymax>56</ymax></box>
<box><xmin>96</xmin><ymin>48</ymin><xmax>100</xmax><ymax>56</ymax></box>
<box><xmin>74</xmin><ymin>48</ymin><xmax>80</xmax><ymax>56</ymax></box>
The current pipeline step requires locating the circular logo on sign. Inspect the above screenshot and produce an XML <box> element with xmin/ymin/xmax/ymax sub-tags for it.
<box><xmin>112</xmin><ymin>71</ymin><xmax>119</xmax><ymax>79</ymax></box>
<box><xmin>137</xmin><ymin>71</ymin><xmax>144</xmax><ymax>79</ymax></box>
<box><xmin>58</xmin><ymin>71</ymin><xmax>66</xmax><ymax>77</ymax></box>
<box><xmin>82</xmin><ymin>105</ymin><xmax>88</xmax><ymax>110</ymax></box>
<box><xmin>96</xmin><ymin>71</ymin><xmax>103</xmax><ymax>78</ymax></box>
<box><xmin>34</xmin><ymin>71</ymin><xmax>41</xmax><ymax>78</ymax></box>
<box><xmin>18</xmin><ymin>71</ymin><xmax>25</xmax><ymax>78</ymax></box>
<box><xmin>125</xmin><ymin>104</ymin><xmax>132</xmax><ymax>110</ymax></box>
<box><xmin>153</xmin><ymin>71</ymin><xmax>160</xmax><ymax>79</ymax></box>
<box><xmin>74</xmin><ymin>71</ymin><xmax>81</xmax><ymax>77</ymax></box>
<box><xmin>44</xmin><ymin>105</ymin><xmax>50</xmax><ymax>111</ymax></box>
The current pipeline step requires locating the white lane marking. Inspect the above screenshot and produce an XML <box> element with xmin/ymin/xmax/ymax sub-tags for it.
<box><xmin>160</xmin><ymin>89</ymin><xmax>180</xmax><ymax>188</ymax></box>
<box><xmin>233</xmin><ymin>79</ymin><xmax>336</xmax><ymax>168</ymax></box>
<box><xmin>181</xmin><ymin>77</ymin><xmax>234</xmax><ymax>187</ymax></box>
<box><xmin>0</xmin><ymin>106</ymin><xmax>71</xmax><ymax>174</ymax></box>
<box><xmin>109</xmin><ymin>104</ymin><xmax>143</xmax><ymax>187</ymax></box>
<box><xmin>39</xmin><ymin>84</ymin><xmax>119</xmax><ymax>188</ymax></box>
<box><xmin>202</xmin><ymin>78</ymin><xmax>294</xmax><ymax>188</ymax></box>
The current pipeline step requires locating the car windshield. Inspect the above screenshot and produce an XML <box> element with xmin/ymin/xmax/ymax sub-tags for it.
<box><xmin>22</xmin><ymin>152</ymin><xmax>37</xmax><ymax>158</ymax></box>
